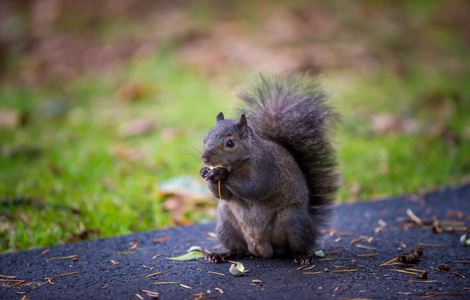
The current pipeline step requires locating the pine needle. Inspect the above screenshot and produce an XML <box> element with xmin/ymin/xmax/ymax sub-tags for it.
<box><xmin>379</xmin><ymin>257</ymin><xmax>398</xmax><ymax>267</ymax></box>
<box><xmin>145</xmin><ymin>272</ymin><xmax>163</xmax><ymax>278</ymax></box>
<box><xmin>391</xmin><ymin>269</ymin><xmax>419</xmax><ymax>276</ymax></box>
<box><xmin>409</xmin><ymin>280</ymin><xmax>436</xmax><ymax>283</ymax></box>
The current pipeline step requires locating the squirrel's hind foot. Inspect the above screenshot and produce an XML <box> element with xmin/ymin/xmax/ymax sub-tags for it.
<box><xmin>205</xmin><ymin>251</ymin><xmax>238</xmax><ymax>264</ymax></box>
<box><xmin>294</xmin><ymin>253</ymin><xmax>314</xmax><ymax>266</ymax></box>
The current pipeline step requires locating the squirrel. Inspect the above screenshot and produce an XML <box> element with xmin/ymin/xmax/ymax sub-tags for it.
<box><xmin>200</xmin><ymin>74</ymin><xmax>338</xmax><ymax>265</ymax></box>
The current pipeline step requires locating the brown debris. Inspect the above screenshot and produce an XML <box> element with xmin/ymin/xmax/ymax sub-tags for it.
<box><xmin>437</xmin><ymin>264</ymin><xmax>451</xmax><ymax>271</ymax></box>
<box><xmin>398</xmin><ymin>247</ymin><xmax>424</xmax><ymax>264</ymax></box>
<box><xmin>350</xmin><ymin>235</ymin><xmax>374</xmax><ymax>245</ymax></box>
<box><xmin>324</xmin><ymin>229</ymin><xmax>354</xmax><ymax>237</ymax></box>
<box><xmin>154</xmin><ymin>236</ymin><xmax>171</xmax><ymax>244</ymax></box>
<box><xmin>356</xmin><ymin>253</ymin><xmax>379</xmax><ymax>257</ymax></box>
<box><xmin>128</xmin><ymin>241</ymin><xmax>139</xmax><ymax>250</ymax></box>
<box><xmin>447</xmin><ymin>210</ymin><xmax>465</xmax><ymax>219</ymax></box>
<box><xmin>374</xmin><ymin>219</ymin><xmax>387</xmax><ymax>234</ymax></box>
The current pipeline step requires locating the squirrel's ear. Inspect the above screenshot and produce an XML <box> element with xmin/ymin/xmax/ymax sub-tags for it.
<box><xmin>216</xmin><ymin>112</ymin><xmax>225</xmax><ymax>122</ymax></box>
<box><xmin>238</xmin><ymin>114</ymin><xmax>248</xmax><ymax>138</ymax></box>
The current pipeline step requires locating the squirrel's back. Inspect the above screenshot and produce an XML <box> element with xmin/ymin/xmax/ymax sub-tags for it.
<box><xmin>239</xmin><ymin>74</ymin><xmax>338</xmax><ymax>213</ymax></box>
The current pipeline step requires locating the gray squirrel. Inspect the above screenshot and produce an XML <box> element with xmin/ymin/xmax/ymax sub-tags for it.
<box><xmin>200</xmin><ymin>75</ymin><xmax>338</xmax><ymax>265</ymax></box>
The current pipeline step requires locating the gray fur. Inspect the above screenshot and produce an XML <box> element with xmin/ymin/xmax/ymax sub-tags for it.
<box><xmin>201</xmin><ymin>74</ymin><xmax>338</xmax><ymax>263</ymax></box>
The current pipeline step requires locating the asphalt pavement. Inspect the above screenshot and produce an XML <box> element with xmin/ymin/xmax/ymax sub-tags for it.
<box><xmin>1</xmin><ymin>184</ymin><xmax>469</xmax><ymax>299</ymax></box>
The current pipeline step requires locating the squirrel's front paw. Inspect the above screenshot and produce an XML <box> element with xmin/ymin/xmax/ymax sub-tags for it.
<box><xmin>203</xmin><ymin>168</ymin><xmax>228</xmax><ymax>183</ymax></box>
<box><xmin>200</xmin><ymin>167</ymin><xmax>210</xmax><ymax>179</ymax></box>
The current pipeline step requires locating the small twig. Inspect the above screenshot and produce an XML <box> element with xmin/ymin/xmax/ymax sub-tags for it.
<box><xmin>7</xmin><ymin>280</ymin><xmax>26</xmax><ymax>288</ymax></box>
<box><xmin>303</xmin><ymin>271</ymin><xmax>322</xmax><ymax>275</ymax></box>
<box><xmin>303</xmin><ymin>264</ymin><xmax>316</xmax><ymax>270</ymax></box>
<box><xmin>455</xmin><ymin>260</ymin><xmax>470</xmax><ymax>264</ymax></box>
<box><xmin>0</xmin><ymin>279</ymin><xmax>24</xmax><ymax>282</ymax></box>
<box><xmin>142</xmin><ymin>289</ymin><xmax>160</xmax><ymax>298</ymax></box>
<box><xmin>421</xmin><ymin>291</ymin><xmax>464</xmax><ymax>299</ymax></box>
<box><xmin>54</xmin><ymin>271</ymin><xmax>79</xmax><ymax>278</ymax></box>
<box><xmin>407</xmin><ymin>209</ymin><xmax>423</xmax><ymax>225</ymax></box>
<box><xmin>46</xmin><ymin>255</ymin><xmax>79</xmax><ymax>262</ymax></box>
<box><xmin>207</xmin><ymin>271</ymin><xmax>225</xmax><ymax>276</ymax></box>
<box><xmin>409</xmin><ymin>280</ymin><xmax>436</xmax><ymax>283</ymax></box>
<box><xmin>356</xmin><ymin>253</ymin><xmax>379</xmax><ymax>257</ymax></box>
<box><xmin>448</xmin><ymin>271</ymin><xmax>466</xmax><ymax>278</ymax></box>
<box><xmin>134</xmin><ymin>293</ymin><xmax>144</xmax><ymax>300</ymax></box>
<box><xmin>319</xmin><ymin>258</ymin><xmax>336</xmax><ymax>261</ymax></box>
<box><xmin>355</xmin><ymin>244</ymin><xmax>377</xmax><ymax>250</ymax></box>
<box><xmin>417</xmin><ymin>243</ymin><xmax>444</xmax><ymax>248</ymax></box>
<box><xmin>331</xmin><ymin>269</ymin><xmax>358</xmax><ymax>273</ymax></box>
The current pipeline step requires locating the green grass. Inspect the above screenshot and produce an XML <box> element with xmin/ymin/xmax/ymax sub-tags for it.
<box><xmin>1</xmin><ymin>1</ymin><xmax>469</xmax><ymax>253</ymax></box>
<box><xmin>1</xmin><ymin>51</ymin><xmax>468</xmax><ymax>253</ymax></box>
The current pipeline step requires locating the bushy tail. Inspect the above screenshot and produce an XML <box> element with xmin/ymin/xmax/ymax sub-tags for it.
<box><xmin>239</xmin><ymin>74</ymin><xmax>338</xmax><ymax>212</ymax></box>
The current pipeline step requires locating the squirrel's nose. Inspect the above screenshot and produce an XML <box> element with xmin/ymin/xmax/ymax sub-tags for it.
<box><xmin>201</xmin><ymin>154</ymin><xmax>211</xmax><ymax>164</ymax></box>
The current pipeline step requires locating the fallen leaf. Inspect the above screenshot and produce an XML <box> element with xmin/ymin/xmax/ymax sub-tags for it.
<box><xmin>460</xmin><ymin>233</ymin><xmax>470</xmax><ymax>246</ymax></box>
<box><xmin>167</xmin><ymin>246</ymin><xmax>205</xmax><ymax>261</ymax></box>
<box><xmin>157</xmin><ymin>176</ymin><xmax>212</xmax><ymax>199</ymax></box>
<box><xmin>371</xmin><ymin>114</ymin><xmax>422</xmax><ymax>135</ymax></box>
<box><xmin>187</xmin><ymin>246</ymin><xmax>202</xmax><ymax>252</ymax></box>
<box><xmin>0</xmin><ymin>108</ymin><xmax>19</xmax><ymax>129</ymax></box>
<box><xmin>229</xmin><ymin>262</ymin><xmax>247</xmax><ymax>276</ymax></box>
<box><xmin>118</xmin><ymin>82</ymin><xmax>154</xmax><ymax>103</ymax></box>
<box><xmin>314</xmin><ymin>250</ymin><xmax>326</xmax><ymax>258</ymax></box>
<box><xmin>112</xmin><ymin>146</ymin><xmax>146</xmax><ymax>162</ymax></box>
<box><xmin>118</xmin><ymin>118</ymin><xmax>156</xmax><ymax>137</ymax></box>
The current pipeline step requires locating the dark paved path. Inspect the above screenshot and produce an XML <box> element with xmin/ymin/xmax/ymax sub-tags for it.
<box><xmin>1</xmin><ymin>185</ymin><xmax>469</xmax><ymax>300</ymax></box>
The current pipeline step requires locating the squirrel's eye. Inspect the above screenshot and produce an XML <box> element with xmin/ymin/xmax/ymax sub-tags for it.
<box><xmin>226</xmin><ymin>139</ymin><xmax>235</xmax><ymax>148</ymax></box>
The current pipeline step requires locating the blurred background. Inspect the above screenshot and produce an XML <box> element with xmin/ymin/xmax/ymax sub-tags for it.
<box><xmin>0</xmin><ymin>0</ymin><xmax>469</xmax><ymax>253</ymax></box>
